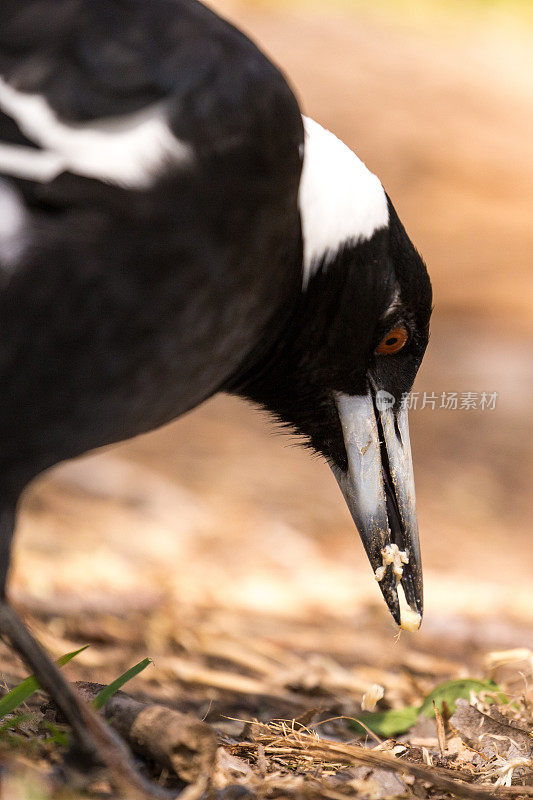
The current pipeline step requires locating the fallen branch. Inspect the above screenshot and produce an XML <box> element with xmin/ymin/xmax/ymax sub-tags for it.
<box><xmin>73</xmin><ymin>682</ymin><xmax>217</xmax><ymax>788</ymax></box>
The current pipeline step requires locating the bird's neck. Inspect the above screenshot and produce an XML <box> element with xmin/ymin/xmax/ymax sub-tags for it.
<box><xmin>223</xmin><ymin>236</ymin><xmax>304</xmax><ymax>397</ymax></box>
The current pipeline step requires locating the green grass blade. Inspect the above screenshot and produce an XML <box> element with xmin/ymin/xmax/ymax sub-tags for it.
<box><xmin>92</xmin><ymin>658</ymin><xmax>151</xmax><ymax>710</ymax></box>
<box><xmin>0</xmin><ymin>645</ymin><xmax>89</xmax><ymax>720</ymax></box>
<box><xmin>351</xmin><ymin>705</ymin><xmax>419</xmax><ymax>737</ymax></box>
<box><xmin>42</xmin><ymin>720</ymin><xmax>71</xmax><ymax>748</ymax></box>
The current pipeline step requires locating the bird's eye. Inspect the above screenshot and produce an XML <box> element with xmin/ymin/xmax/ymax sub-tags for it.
<box><xmin>376</xmin><ymin>326</ymin><xmax>409</xmax><ymax>355</ymax></box>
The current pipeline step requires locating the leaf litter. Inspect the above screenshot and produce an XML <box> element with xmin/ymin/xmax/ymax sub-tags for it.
<box><xmin>0</xmin><ymin>598</ymin><xmax>531</xmax><ymax>799</ymax></box>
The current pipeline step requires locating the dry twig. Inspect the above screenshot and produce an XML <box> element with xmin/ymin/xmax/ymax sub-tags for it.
<box><xmin>74</xmin><ymin>682</ymin><xmax>217</xmax><ymax>788</ymax></box>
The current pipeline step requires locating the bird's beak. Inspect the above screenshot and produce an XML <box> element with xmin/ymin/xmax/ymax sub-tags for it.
<box><xmin>333</xmin><ymin>390</ymin><xmax>423</xmax><ymax>630</ymax></box>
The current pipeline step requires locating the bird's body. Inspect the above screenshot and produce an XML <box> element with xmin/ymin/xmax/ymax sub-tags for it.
<box><xmin>0</xmin><ymin>0</ymin><xmax>304</xmax><ymax>494</ymax></box>
<box><xmin>0</xmin><ymin>0</ymin><xmax>432</xmax><ymax>791</ymax></box>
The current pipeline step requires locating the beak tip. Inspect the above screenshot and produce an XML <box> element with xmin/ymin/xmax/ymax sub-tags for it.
<box><xmin>398</xmin><ymin>581</ymin><xmax>423</xmax><ymax>631</ymax></box>
<box><xmin>378</xmin><ymin>573</ymin><xmax>423</xmax><ymax>631</ymax></box>
<box><xmin>399</xmin><ymin>608</ymin><xmax>423</xmax><ymax>632</ymax></box>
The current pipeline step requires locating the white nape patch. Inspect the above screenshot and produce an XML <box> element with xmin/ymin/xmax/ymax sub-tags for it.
<box><xmin>298</xmin><ymin>117</ymin><xmax>389</xmax><ymax>287</ymax></box>
<box><xmin>0</xmin><ymin>77</ymin><xmax>192</xmax><ymax>188</ymax></box>
<box><xmin>0</xmin><ymin>178</ymin><xmax>27</xmax><ymax>266</ymax></box>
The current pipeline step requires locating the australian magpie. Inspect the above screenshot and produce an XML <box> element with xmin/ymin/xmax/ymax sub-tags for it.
<box><xmin>0</xmin><ymin>0</ymin><xmax>432</xmax><ymax>789</ymax></box>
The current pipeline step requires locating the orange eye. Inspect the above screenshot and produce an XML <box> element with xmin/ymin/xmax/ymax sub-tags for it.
<box><xmin>376</xmin><ymin>326</ymin><xmax>409</xmax><ymax>355</ymax></box>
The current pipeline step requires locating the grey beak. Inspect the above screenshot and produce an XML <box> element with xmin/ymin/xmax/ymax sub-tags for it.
<box><xmin>333</xmin><ymin>390</ymin><xmax>423</xmax><ymax>630</ymax></box>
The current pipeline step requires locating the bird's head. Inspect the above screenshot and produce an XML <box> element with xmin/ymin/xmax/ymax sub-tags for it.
<box><xmin>237</xmin><ymin>117</ymin><xmax>432</xmax><ymax>630</ymax></box>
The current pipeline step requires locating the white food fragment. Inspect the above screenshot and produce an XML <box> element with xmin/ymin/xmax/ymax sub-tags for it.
<box><xmin>361</xmin><ymin>683</ymin><xmax>384</xmax><ymax>711</ymax></box>
<box><xmin>375</xmin><ymin>544</ymin><xmax>421</xmax><ymax>631</ymax></box>
<box><xmin>398</xmin><ymin>583</ymin><xmax>422</xmax><ymax>632</ymax></box>
<box><xmin>401</xmin><ymin>607</ymin><xmax>422</xmax><ymax>632</ymax></box>
<box><xmin>378</xmin><ymin>543</ymin><xmax>409</xmax><ymax>580</ymax></box>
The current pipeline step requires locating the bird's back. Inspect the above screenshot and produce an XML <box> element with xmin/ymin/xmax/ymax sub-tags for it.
<box><xmin>0</xmin><ymin>0</ymin><xmax>304</xmax><ymax>492</ymax></box>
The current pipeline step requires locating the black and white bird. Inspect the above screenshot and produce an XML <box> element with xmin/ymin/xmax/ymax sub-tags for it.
<box><xmin>0</xmin><ymin>0</ymin><xmax>432</xmax><ymax>788</ymax></box>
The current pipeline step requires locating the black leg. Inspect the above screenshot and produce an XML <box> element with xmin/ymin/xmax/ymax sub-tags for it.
<box><xmin>0</xmin><ymin>508</ymin><xmax>173</xmax><ymax>799</ymax></box>
<box><xmin>0</xmin><ymin>601</ymin><xmax>100</xmax><ymax>762</ymax></box>
<box><xmin>0</xmin><ymin>602</ymin><xmax>178</xmax><ymax>798</ymax></box>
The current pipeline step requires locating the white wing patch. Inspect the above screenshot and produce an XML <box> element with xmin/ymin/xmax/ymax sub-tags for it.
<box><xmin>298</xmin><ymin>117</ymin><xmax>389</xmax><ymax>287</ymax></box>
<box><xmin>0</xmin><ymin>77</ymin><xmax>193</xmax><ymax>188</ymax></box>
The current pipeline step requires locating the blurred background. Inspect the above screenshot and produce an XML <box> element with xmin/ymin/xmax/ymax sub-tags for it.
<box><xmin>6</xmin><ymin>0</ymin><xmax>532</xmax><ymax>702</ymax></box>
